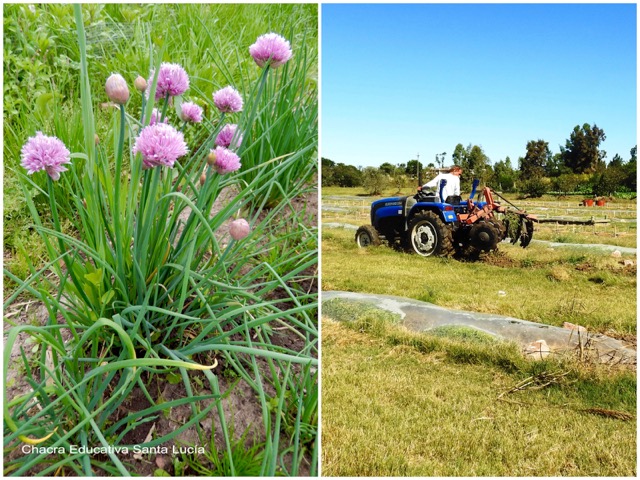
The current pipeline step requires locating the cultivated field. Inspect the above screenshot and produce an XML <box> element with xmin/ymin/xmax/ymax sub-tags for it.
<box><xmin>322</xmin><ymin>186</ymin><xmax>637</xmax><ymax>249</ymax></box>
<box><xmin>321</xmin><ymin>187</ymin><xmax>636</xmax><ymax>476</ymax></box>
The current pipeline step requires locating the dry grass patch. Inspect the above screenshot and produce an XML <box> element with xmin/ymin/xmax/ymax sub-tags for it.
<box><xmin>321</xmin><ymin>319</ymin><xmax>636</xmax><ymax>477</ymax></box>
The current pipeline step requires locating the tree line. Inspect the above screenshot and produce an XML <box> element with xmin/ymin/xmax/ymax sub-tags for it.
<box><xmin>322</xmin><ymin>123</ymin><xmax>636</xmax><ymax>198</ymax></box>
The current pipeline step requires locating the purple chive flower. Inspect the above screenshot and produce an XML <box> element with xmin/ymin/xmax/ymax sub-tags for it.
<box><xmin>229</xmin><ymin>219</ymin><xmax>250</xmax><ymax>240</ymax></box>
<box><xmin>210</xmin><ymin>146</ymin><xmax>241</xmax><ymax>174</ymax></box>
<box><xmin>249</xmin><ymin>33</ymin><xmax>293</xmax><ymax>69</ymax></box>
<box><xmin>148</xmin><ymin>108</ymin><xmax>167</xmax><ymax>126</ymax></box>
<box><xmin>180</xmin><ymin>102</ymin><xmax>203</xmax><ymax>123</ymax></box>
<box><xmin>147</xmin><ymin>63</ymin><xmax>189</xmax><ymax>100</ymax></box>
<box><xmin>20</xmin><ymin>132</ymin><xmax>71</xmax><ymax>181</ymax></box>
<box><xmin>215</xmin><ymin>124</ymin><xmax>243</xmax><ymax>149</ymax></box>
<box><xmin>213</xmin><ymin>86</ymin><xmax>243</xmax><ymax>113</ymax></box>
<box><xmin>133</xmin><ymin>123</ymin><xmax>188</xmax><ymax>169</ymax></box>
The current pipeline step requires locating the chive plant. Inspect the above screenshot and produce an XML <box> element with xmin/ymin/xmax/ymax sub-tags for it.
<box><xmin>193</xmin><ymin>22</ymin><xmax>318</xmax><ymax>208</ymax></box>
<box><xmin>4</xmin><ymin>5</ymin><xmax>317</xmax><ymax>476</ymax></box>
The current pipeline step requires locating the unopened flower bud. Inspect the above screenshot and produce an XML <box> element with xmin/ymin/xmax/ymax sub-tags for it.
<box><xmin>229</xmin><ymin>219</ymin><xmax>250</xmax><ymax>240</ymax></box>
<box><xmin>134</xmin><ymin>75</ymin><xmax>147</xmax><ymax>92</ymax></box>
<box><xmin>105</xmin><ymin>73</ymin><xmax>130</xmax><ymax>105</ymax></box>
<box><xmin>200</xmin><ymin>172</ymin><xmax>207</xmax><ymax>186</ymax></box>
<box><xmin>207</xmin><ymin>151</ymin><xmax>216</xmax><ymax>166</ymax></box>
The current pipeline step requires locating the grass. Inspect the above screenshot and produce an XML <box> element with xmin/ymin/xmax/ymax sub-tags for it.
<box><xmin>321</xmin><ymin>318</ymin><xmax>636</xmax><ymax>476</ymax></box>
<box><xmin>322</xmin><ymin>227</ymin><xmax>636</xmax><ymax>335</ymax></box>
<box><xmin>532</xmin><ymin>227</ymin><xmax>636</xmax><ymax>249</ymax></box>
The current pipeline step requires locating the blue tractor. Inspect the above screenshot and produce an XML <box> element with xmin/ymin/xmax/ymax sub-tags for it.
<box><xmin>355</xmin><ymin>179</ymin><xmax>536</xmax><ymax>258</ymax></box>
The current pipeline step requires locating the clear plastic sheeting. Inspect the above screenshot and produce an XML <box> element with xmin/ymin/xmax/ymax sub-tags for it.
<box><xmin>323</xmin><ymin>222</ymin><xmax>358</xmax><ymax>230</ymax></box>
<box><xmin>528</xmin><ymin>239</ymin><xmax>636</xmax><ymax>255</ymax></box>
<box><xmin>322</xmin><ymin>291</ymin><xmax>636</xmax><ymax>364</ymax></box>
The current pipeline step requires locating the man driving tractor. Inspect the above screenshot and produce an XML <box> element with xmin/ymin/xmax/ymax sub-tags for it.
<box><xmin>422</xmin><ymin>165</ymin><xmax>462</xmax><ymax>203</ymax></box>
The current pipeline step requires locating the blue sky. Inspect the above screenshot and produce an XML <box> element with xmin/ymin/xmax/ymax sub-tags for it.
<box><xmin>321</xmin><ymin>3</ymin><xmax>637</xmax><ymax>169</ymax></box>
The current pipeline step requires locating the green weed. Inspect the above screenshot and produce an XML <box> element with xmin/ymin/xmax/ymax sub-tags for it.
<box><xmin>428</xmin><ymin>325</ymin><xmax>498</xmax><ymax>344</ymax></box>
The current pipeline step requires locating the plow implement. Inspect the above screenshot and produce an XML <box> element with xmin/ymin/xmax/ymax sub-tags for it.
<box><xmin>459</xmin><ymin>187</ymin><xmax>538</xmax><ymax>250</ymax></box>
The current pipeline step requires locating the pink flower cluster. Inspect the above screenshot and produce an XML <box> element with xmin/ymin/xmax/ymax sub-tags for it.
<box><xmin>148</xmin><ymin>108</ymin><xmax>166</xmax><ymax>126</ymax></box>
<box><xmin>147</xmin><ymin>63</ymin><xmax>189</xmax><ymax>100</ymax></box>
<box><xmin>20</xmin><ymin>132</ymin><xmax>71</xmax><ymax>181</ymax></box>
<box><xmin>213</xmin><ymin>86</ymin><xmax>243</xmax><ymax>113</ymax></box>
<box><xmin>249</xmin><ymin>33</ymin><xmax>292</xmax><ymax>69</ymax></box>
<box><xmin>210</xmin><ymin>146</ymin><xmax>241</xmax><ymax>175</ymax></box>
<box><xmin>180</xmin><ymin>102</ymin><xmax>203</xmax><ymax>123</ymax></box>
<box><xmin>133</xmin><ymin>123</ymin><xmax>188</xmax><ymax>169</ymax></box>
<box><xmin>215</xmin><ymin>124</ymin><xmax>242</xmax><ymax>149</ymax></box>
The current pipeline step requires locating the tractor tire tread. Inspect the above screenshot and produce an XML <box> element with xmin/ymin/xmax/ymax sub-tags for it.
<box><xmin>355</xmin><ymin>224</ymin><xmax>381</xmax><ymax>247</ymax></box>
<box><xmin>406</xmin><ymin>210</ymin><xmax>455</xmax><ymax>257</ymax></box>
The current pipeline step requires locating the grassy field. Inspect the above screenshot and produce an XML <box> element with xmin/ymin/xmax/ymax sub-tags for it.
<box><xmin>322</xmin><ymin>318</ymin><xmax>636</xmax><ymax>476</ymax></box>
<box><xmin>322</xmin><ymin>227</ymin><xmax>636</xmax><ymax>335</ymax></box>
<box><xmin>321</xmin><ymin>187</ymin><xmax>636</xmax><ymax>476</ymax></box>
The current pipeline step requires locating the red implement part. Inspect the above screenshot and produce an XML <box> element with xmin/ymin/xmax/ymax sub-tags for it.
<box><xmin>459</xmin><ymin>187</ymin><xmax>497</xmax><ymax>224</ymax></box>
<box><xmin>457</xmin><ymin>187</ymin><xmax>538</xmax><ymax>224</ymax></box>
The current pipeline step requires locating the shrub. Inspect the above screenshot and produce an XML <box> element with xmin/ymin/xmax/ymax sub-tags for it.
<box><xmin>591</xmin><ymin>167</ymin><xmax>626</xmax><ymax>197</ymax></box>
<box><xmin>362</xmin><ymin>167</ymin><xmax>389</xmax><ymax>195</ymax></box>
<box><xmin>521</xmin><ymin>176</ymin><xmax>550</xmax><ymax>198</ymax></box>
<box><xmin>552</xmin><ymin>173</ymin><xmax>580</xmax><ymax>195</ymax></box>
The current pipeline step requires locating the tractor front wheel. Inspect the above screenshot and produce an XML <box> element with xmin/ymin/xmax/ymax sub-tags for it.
<box><xmin>355</xmin><ymin>225</ymin><xmax>381</xmax><ymax>248</ymax></box>
<box><xmin>406</xmin><ymin>211</ymin><xmax>454</xmax><ymax>257</ymax></box>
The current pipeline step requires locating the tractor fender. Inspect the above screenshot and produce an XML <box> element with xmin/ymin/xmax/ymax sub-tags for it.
<box><xmin>407</xmin><ymin>203</ymin><xmax>457</xmax><ymax>224</ymax></box>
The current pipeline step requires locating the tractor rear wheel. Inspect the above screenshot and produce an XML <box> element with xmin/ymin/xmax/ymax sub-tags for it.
<box><xmin>355</xmin><ymin>225</ymin><xmax>381</xmax><ymax>248</ymax></box>
<box><xmin>406</xmin><ymin>211</ymin><xmax>454</xmax><ymax>257</ymax></box>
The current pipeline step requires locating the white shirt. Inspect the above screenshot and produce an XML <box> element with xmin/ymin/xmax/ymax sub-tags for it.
<box><xmin>423</xmin><ymin>173</ymin><xmax>461</xmax><ymax>202</ymax></box>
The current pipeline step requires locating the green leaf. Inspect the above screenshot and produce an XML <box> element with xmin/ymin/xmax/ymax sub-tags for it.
<box><xmin>35</xmin><ymin>92</ymin><xmax>53</xmax><ymax>118</ymax></box>
<box><xmin>101</xmin><ymin>289</ymin><xmax>115</xmax><ymax>305</ymax></box>
<box><xmin>84</xmin><ymin>268</ymin><xmax>103</xmax><ymax>287</ymax></box>
<box><xmin>166</xmin><ymin>372</ymin><xmax>182</xmax><ymax>385</ymax></box>
<box><xmin>173</xmin><ymin>95</ymin><xmax>183</xmax><ymax>118</ymax></box>
<box><xmin>153</xmin><ymin>469</ymin><xmax>171</xmax><ymax>477</ymax></box>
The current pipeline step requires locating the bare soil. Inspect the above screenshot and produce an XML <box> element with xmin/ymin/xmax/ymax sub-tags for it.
<box><xmin>480</xmin><ymin>251</ymin><xmax>519</xmax><ymax>268</ymax></box>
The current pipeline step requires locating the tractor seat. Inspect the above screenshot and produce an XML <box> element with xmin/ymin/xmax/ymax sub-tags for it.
<box><xmin>414</xmin><ymin>190</ymin><xmax>438</xmax><ymax>203</ymax></box>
